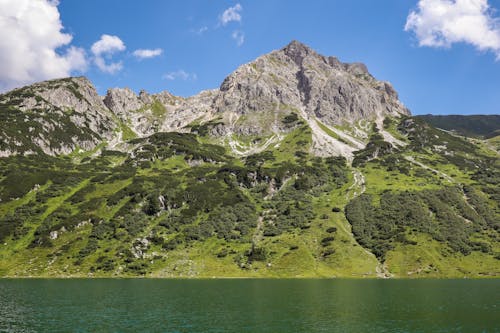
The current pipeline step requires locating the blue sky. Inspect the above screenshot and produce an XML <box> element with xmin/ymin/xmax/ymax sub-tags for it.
<box><xmin>1</xmin><ymin>0</ymin><xmax>500</xmax><ymax>115</ymax></box>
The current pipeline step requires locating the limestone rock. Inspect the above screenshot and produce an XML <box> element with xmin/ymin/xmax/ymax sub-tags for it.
<box><xmin>103</xmin><ymin>87</ymin><xmax>145</xmax><ymax>118</ymax></box>
<box><xmin>0</xmin><ymin>40</ymin><xmax>411</xmax><ymax>159</ymax></box>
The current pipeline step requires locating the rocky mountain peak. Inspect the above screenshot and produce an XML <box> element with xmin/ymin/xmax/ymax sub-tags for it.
<box><xmin>0</xmin><ymin>76</ymin><xmax>118</xmax><ymax>156</ymax></box>
<box><xmin>209</xmin><ymin>40</ymin><xmax>411</xmax><ymax>158</ymax></box>
<box><xmin>344</xmin><ymin>62</ymin><xmax>370</xmax><ymax>76</ymax></box>
<box><xmin>4</xmin><ymin>76</ymin><xmax>106</xmax><ymax>113</ymax></box>
<box><xmin>282</xmin><ymin>40</ymin><xmax>315</xmax><ymax>65</ymax></box>
<box><xmin>214</xmin><ymin>41</ymin><xmax>409</xmax><ymax>123</ymax></box>
<box><xmin>103</xmin><ymin>87</ymin><xmax>144</xmax><ymax>117</ymax></box>
<box><xmin>139</xmin><ymin>89</ymin><xmax>154</xmax><ymax>104</ymax></box>
<box><xmin>0</xmin><ymin>41</ymin><xmax>411</xmax><ymax>159</ymax></box>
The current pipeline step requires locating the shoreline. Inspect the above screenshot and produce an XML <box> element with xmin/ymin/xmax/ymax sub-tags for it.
<box><xmin>1</xmin><ymin>275</ymin><xmax>499</xmax><ymax>280</ymax></box>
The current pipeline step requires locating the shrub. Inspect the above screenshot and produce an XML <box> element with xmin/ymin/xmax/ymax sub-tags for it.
<box><xmin>321</xmin><ymin>248</ymin><xmax>335</xmax><ymax>257</ymax></box>
<box><xmin>321</xmin><ymin>236</ymin><xmax>335</xmax><ymax>247</ymax></box>
<box><xmin>326</xmin><ymin>227</ymin><xmax>337</xmax><ymax>233</ymax></box>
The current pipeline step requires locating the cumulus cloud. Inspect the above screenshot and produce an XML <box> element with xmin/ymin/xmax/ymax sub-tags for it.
<box><xmin>0</xmin><ymin>0</ymin><xmax>87</xmax><ymax>92</ymax></box>
<box><xmin>91</xmin><ymin>34</ymin><xmax>125</xmax><ymax>74</ymax></box>
<box><xmin>405</xmin><ymin>0</ymin><xmax>500</xmax><ymax>57</ymax></box>
<box><xmin>162</xmin><ymin>70</ymin><xmax>197</xmax><ymax>81</ymax></box>
<box><xmin>91</xmin><ymin>34</ymin><xmax>125</xmax><ymax>55</ymax></box>
<box><xmin>232</xmin><ymin>30</ymin><xmax>245</xmax><ymax>46</ymax></box>
<box><xmin>220</xmin><ymin>3</ymin><xmax>242</xmax><ymax>26</ymax></box>
<box><xmin>133</xmin><ymin>48</ymin><xmax>163</xmax><ymax>59</ymax></box>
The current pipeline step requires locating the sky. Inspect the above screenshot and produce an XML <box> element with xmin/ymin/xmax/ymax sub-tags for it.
<box><xmin>1</xmin><ymin>0</ymin><xmax>500</xmax><ymax>115</ymax></box>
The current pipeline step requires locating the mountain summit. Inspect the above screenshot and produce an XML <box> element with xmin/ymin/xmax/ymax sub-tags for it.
<box><xmin>214</xmin><ymin>40</ymin><xmax>409</xmax><ymax>156</ymax></box>
<box><xmin>0</xmin><ymin>41</ymin><xmax>409</xmax><ymax>159</ymax></box>
<box><xmin>0</xmin><ymin>41</ymin><xmax>497</xmax><ymax>278</ymax></box>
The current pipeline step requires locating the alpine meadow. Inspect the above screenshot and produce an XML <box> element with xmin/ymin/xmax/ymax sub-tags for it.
<box><xmin>0</xmin><ymin>41</ymin><xmax>498</xmax><ymax>278</ymax></box>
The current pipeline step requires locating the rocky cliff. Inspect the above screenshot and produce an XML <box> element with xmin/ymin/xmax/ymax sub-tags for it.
<box><xmin>0</xmin><ymin>41</ymin><xmax>410</xmax><ymax>159</ymax></box>
<box><xmin>0</xmin><ymin>77</ymin><xmax>116</xmax><ymax>156</ymax></box>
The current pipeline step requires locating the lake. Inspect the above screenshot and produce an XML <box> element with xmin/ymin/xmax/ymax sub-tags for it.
<box><xmin>0</xmin><ymin>279</ymin><xmax>498</xmax><ymax>332</ymax></box>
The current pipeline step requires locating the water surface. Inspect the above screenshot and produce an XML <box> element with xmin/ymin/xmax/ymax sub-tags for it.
<box><xmin>0</xmin><ymin>279</ymin><xmax>498</xmax><ymax>332</ymax></box>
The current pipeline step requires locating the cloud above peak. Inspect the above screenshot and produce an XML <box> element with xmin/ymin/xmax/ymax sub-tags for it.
<box><xmin>162</xmin><ymin>70</ymin><xmax>197</xmax><ymax>81</ymax></box>
<box><xmin>91</xmin><ymin>34</ymin><xmax>125</xmax><ymax>56</ymax></box>
<box><xmin>0</xmin><ymin>0</ymin><xmax>87</xmax><ymax>92</ymax></box>
<box><xmin>232</xmin><ymin>30</ymin><xmax>245</xmax><ymax>46</ymax></box>
<box><xmin>218</xmin><ymin>4</ymin><xmax>245</xmax><ymax>46</ymax></box>
<box><xmin>91</xmin><ymin>34</ymin><xmax>125</xmax><ymax>74</ymax></box>
<box><xmin>220</xmin><ymin>3</ymin><xmax>242</xmax><ymax>26</ymax></box>
<box><xmin>133</xmin><ymin>48</ymin><xmax>163</xmax><ymax>59</ymax></box>
<box><xmin>405</xmin><ymin>0</ymin><xmax>500</xmax><ymax>57</ymax></box>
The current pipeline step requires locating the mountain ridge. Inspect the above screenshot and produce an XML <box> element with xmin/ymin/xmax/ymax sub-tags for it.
<box><xmin>416</xmin><ymin>114</ymin><xmax>500</xmax><ymax>139</ymax></box>
<box><xmin>0</xmin><ymin>41</ymin><xmax>498</xmax><ymax>278</ymax></box>
<box><xmin>0</xmin><ymin>41</ymin><xmax>410</xmax><ymax>160</ymax></box>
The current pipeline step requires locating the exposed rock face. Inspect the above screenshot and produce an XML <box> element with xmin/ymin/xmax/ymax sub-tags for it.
<box><xmin>103</xmin><ymin>87</ymin><xmax>145</xmax><ymax>118</ymax></box>
<box><xmin>0</xmin><ymin>77</ymin><xmax>117</xmax><ymax>156</ymax></box>
<box><xmin>0</xmin><ymin>41</ymin><xmax>410</xmax><ymax>159</ymax></box>
<box><xmin>160</xmin><ymin>89</ymin><xmax>217</xmax><ymax>132</ymax></box>
<box><xmin>214</xmin><ymin>40</ymin><xmax>409</xmax><ymax>134</ymax></box>
<box><xmin>209</xmin><ymin>40</ymin><xmax>409</xmax><ymax>158</ymax></box>
<box><xmin>29</xmin><ymin>77</ymin><xmax>116</xmax><ymax>141</ymax></box>
<box><xmin>103</xmin><ymin>87</ymin><xmax>154</xmax><ymax>138</ymax></box>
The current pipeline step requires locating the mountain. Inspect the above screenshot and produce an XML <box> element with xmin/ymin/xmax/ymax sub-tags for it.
<box><xmin>0</xmin><ymin>77</ymin><xmax>117</xmax><ymax>156</ymax></box>
<box><xmin>0</xmin><ymin>40</ymin><xmax>409</xmax><ymax>160</ymax></box>
<box><xmin>416</xmin><ymin>114</ymin><xmax>500</xmax><ymax>139</ymax></box>
<box><xmin>0</xmin><ymin>41</ymin><xmax>498</xmax><ymax>278</ymax></box>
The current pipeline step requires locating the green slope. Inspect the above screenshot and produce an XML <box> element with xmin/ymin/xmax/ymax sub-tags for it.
<box><xmin>0</xmin><ymin>117</ymin><xmax>498</xmax><ymax>278</ymax></box>
<box><xmin>416</xmin><ymin>114</ymin><xmax>500</xmax><ymax>139</ymax></box>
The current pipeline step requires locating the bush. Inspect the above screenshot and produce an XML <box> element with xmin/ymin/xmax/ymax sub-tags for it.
<box><xmin>321</xmin><ymin>236</ymin><xmax>335</xmax><ymax>247</ymax></box>
<box><xmin>326</xmin><ymin>227</ymin><xmax>337</xmax><ymax>233</ymax></box>
<box><xmin>246</xmin><ymin>245</ymin><xmax>269</xmax><ymax>262</ymax></box>
<box><xmin>143</xmin><ymin>192</ymin><xmax>161</xmax><ymax>216</ymax></box>
<box><xmin>344</xmin><ymin>187</ymin><xmax>494</xmax><ymax>259</ymax></box>
<box><xmin>321</xmin><ymin>248</ymin><xmax>335</xmax><ymax>257</ymax></box>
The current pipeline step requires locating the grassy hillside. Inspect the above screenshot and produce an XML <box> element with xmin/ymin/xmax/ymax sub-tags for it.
<box><xmin>0</xmin><ymin>117</ymin><xmax>498</xmax><ymax>278</ymax></box>
<box><xmin>416</xmin><ymin>114</ymin><xmax>500</xmax><ymax>139</ymax></box>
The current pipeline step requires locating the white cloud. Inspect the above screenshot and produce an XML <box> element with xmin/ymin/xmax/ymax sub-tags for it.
<box><xmin>94</xmin><ymin>57</ymin><xmax>122</xmax><ymax>74</ymax></box>
<box><xmin>193</xmin><ymin>26</ymin><xmax>208</xmax><ymax>35</ymax></box>
<box><xmin>91</xmin><ymin>34</ymin><xmax>125</xmax><ymax>74</ymax></box>
<box><xmin>405</xmin><ymin>0</ymin><xmax>500</xmax><ymax>57</ymax></box>
<box><xmin>219</xmin><ymin>3</ymin><xmax>242</xmax><ymax>26</ymax></box>
<box><xmin>133</xmin><ymin>48</ymin><xmax>163</xmax><ymax>59</ymax></box>
<box><xmin>0</xmin><ymin>0</ymin><xmax>88</xmax><ymax>92</ymax></box>
<box><xmin>91</xmin><ymin>34</ymin><xmax>125</xmax><ymax>56</ymax></box>
<box><xmin>232</xmin><ymin>30</ymin><xmax>245</xmax><ymax>46</ymax></box>
<box><xmin>64</xmin><ymin>46</ymin><xmax>88</xmax><ymax>72</ymax></box>
<box><xmin>162</xmin><ymin>70</ymin><xmax>197</xmax><ymax>81</ymax></box>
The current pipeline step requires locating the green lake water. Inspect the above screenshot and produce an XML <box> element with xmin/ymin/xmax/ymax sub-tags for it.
<box><xmin>0</xmin><ymin>279</ymin><xmax>498</xmax><ymax>332</ymax></box>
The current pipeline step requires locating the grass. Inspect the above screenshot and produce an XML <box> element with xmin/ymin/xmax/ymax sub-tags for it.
<box><xmin>0</xmin><ymin>117</ymin><xmax>498</xmax><ymax>278</ymax></box>
<box><xmin>361</xmin><ymin>161</ymin><xmax>442</xmax><ymax>195</ymax></box>
<box><xmin>0</xmin><ymin>183</ymin><xmax>49</xmax><ymax>219</ymax></box>
<box><xmin>316</xmin><ymin>120</ymin><xmax>350</xmax><ymax>145</ymax></box>
<box><xmin>270</xmin><ymin>124</ymin><xmax>312</xmax><ymax>164</ymax></box>
<box><xmin>151</xmin><ymin>100</ymin><xmax>167</xmax><ymax>118</ymax></box>
<box><xmin>385</xmin><ymin>233</ymin><xmax>500</xmax><ymax>278</ymax></box>
<box><xmin>120</xmin><ymin>121</ymin><xmax>137</xmax><ymax>140</ymax></box>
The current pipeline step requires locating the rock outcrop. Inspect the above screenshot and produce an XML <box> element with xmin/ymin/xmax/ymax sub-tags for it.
<box><xmin>210</xmin><ymin>40</ymin><xmax>409</xmax><ymax>157</ymax></box>
<box><xmin>0</xmin><ymin>77</ymin><xmax>117</xmax><ymax>156</ymax></box>
<box><xmin>214</xmin><ymin>40</ymin><xmax>408</xmax><ymax>133</ymax></box>
<box><xmin>103</xmin><ymin>87</ymin><xmax>145</xmax><ymax>118</ymax></box>
<box><xmin>0</xmin><ymin>40</ymin><xmax>410</xmax><ymax>159</ymax></box>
